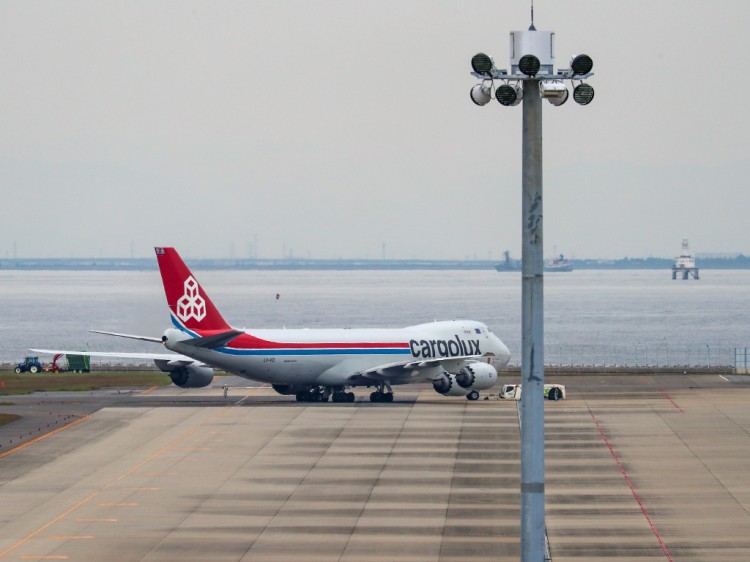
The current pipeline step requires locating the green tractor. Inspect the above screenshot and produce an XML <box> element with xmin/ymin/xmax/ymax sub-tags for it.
<box><xmin>15</xmin><ymin>356</ymin><xmax>43</xmax><ymax>374</ymax></box>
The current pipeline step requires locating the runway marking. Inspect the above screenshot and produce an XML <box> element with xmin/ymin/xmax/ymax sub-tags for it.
<box><xmin>0</xmin><ymin>416</ymin><xmax>91</xmax><ymax>459</ymax></box>
<box><xmin>590</xmin><ymin>410</ymin><xmax>674</xmax><ymax>561</ymax></box>
<box><xmin>141</xmin><ymin>386</ymin><xmax>159</xmax><ymax>394</ymax></box>
<box><xmin>0</xmin><ymin>427</ymin><xmax>200</xmax><ymax>559</ymax></box>
<box><xmin>658</xmin><ymin>389</ymin><xmax>684</xmax><ymax>412</ymax></box>
<box><xmin>719</xmin><ymin>375</ymin><xmax>729</xmax><ymax>382</ymax></box>
<box><xmin>48</xmin><ymin>536</ymin><xmax>94</xmax><ymax>540</ymax></box>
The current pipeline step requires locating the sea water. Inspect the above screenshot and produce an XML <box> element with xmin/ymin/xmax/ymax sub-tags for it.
<box><xmin>1</xmin><ymin>269</ymin><xmax>748</xmax><ymax>367</ymax></box>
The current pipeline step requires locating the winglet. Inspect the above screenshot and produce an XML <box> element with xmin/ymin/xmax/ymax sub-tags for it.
<box><xmin>154</xmin><ymin>247</ymin><xmax>231</xmax><ymax>332</ymax></box>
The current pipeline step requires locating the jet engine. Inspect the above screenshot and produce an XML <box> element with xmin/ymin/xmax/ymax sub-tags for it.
<box><xmin>432</xmin><ymin>373</ymin><xmax>471</xmax><ymax>397</ymax></box>
<box><xmin>455</xmin><ymin>362</ymin><xmax>498</xmax><ymax>391</ymax></box>
<box><xmin>154</xmin><ymin>359</ymin><xmax>214</xmax><ymax>388</ymax></box>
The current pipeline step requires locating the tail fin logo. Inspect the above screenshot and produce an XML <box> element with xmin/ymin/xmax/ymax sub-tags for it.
<box><xmin>176</xmin><ymin>276</ymin><xmax>207</xmax><ymax>322</ymax></box>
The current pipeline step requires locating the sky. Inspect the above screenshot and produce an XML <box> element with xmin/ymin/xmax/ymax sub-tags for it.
<box><xmin>1</xmin><ymin>1</ymin><xmax>748</xmax><ymax>260</ymax></box>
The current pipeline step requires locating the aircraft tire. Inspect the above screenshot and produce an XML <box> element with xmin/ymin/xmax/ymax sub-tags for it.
<box><xmin>347</xmin><ymin>392</ymin><xmax>355</xmax><ymax>402</ymax></box>
<box><xmin>385</xmin><ymin>393</ymin><xmax>394</xmax><ymax>403</ymax></box>
<box><xmin>466</xmin><ymin>390</ymin><xmax>480</xmax><ymax>401</ymax></box>
<box><xmin>369</xmin><ymin>391</ymin><xmax>381</xmax><ymax>403</ymax></box>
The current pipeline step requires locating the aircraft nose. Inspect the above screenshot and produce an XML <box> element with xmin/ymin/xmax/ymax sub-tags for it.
<box><xmin>495</xmin><ymin>339</ymin><xmax>511</xmax><ymax>368</ymax></box>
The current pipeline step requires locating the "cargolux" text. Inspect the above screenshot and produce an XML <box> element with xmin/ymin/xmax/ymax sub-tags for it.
<box><xmin>409</xmin><ymin>335</ymin><xmax>481</xmax><ymax>358</ymax></box>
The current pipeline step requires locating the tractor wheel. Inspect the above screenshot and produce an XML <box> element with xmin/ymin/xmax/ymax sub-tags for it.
<box><xmin>14</xmin><ymin>367</ymin><xmax>21</xmax><ymax>374</ymax></box>
<box><xmin>29</xmin><ymin>365</ymin><xmax>39</xmax><ymax>374</ymax></box>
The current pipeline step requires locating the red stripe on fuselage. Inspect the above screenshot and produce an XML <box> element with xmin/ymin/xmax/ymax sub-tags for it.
<box><xmin>195</xmin><ymin>331</ymin><xmax>410</xmax><ymax>350</ymax></box>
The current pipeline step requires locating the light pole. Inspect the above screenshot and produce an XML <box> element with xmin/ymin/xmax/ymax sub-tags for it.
<box><xmin>469</xmin><ymin>17</ymin><xmax>594</xmax><ymax>562</ymax></box>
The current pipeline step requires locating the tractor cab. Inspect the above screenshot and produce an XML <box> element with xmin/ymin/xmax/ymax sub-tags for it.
<box><xmin>15</xmin><ymin>356</ymin><xmax>42</xmax><ymax>374</ymax></box>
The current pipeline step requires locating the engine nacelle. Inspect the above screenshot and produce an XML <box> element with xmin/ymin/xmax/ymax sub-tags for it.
<box><xmin>455</xmin><ymin>362</ymin><xmax>498</xmax><ymax>391</ymax></box>
<box><xmin>154</xmin><ymin>359</ymin><xmax>214</xmax><ymax>388</ymax></box>
<box><xmin>432</xmin><ymin>373</ymin><xmax>471</xmax><ymax>397</ymax></box>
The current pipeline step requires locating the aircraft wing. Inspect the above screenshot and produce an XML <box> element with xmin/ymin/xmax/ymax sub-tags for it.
<box><xmin>89</xmin><ymin>330</ymin><xmax>163</xmax><ymax>343</ymax></box>
<box><xmin>349</xmin><ymin>354</ymin><xmax>493</xmax><ymax>385</ymax></box>
<box><xmin>29</xmin><ymin>348</ymin><xmax>195</xmax><ymax>362</ymax></box>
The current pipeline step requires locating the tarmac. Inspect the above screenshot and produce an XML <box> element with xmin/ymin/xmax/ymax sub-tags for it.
<box><xmin>0</xmin><ymin>373</ymin><xmax>749</xmax><ymax>561</ymax></box>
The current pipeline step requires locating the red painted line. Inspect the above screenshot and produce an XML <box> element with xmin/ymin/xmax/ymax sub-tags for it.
<box><xmin>589</xmin><ymin>410</ymin><xmax>674</xmax><ymax>562</ymax></box>
<box><xmin>657</xmin><ymin>389</ymin><xmax>684</xmax><ymax>412</ymax></box>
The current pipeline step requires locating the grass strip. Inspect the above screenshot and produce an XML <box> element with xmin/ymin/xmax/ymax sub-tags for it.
<box><xmin>0</xmin><ymin>371</ymin><xmax>171</xmax><ymax>396</ymax></box>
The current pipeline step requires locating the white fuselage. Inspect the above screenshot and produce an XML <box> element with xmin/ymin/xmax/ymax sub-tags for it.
<box><xmin>164</xmin><ymin>320</ymin><xmax>510</xmax><ymax>387</ymax></box>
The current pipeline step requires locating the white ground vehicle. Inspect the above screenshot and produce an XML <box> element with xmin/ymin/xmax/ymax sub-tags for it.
<box><xmin>499</xmin><ymin>383</ymin><xmax>566</xmax><ymax>401</ymax></box>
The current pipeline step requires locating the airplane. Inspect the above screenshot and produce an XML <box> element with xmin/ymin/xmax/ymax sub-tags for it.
<box><xmin>33</xmin><ymin>247</ymin><xmax>511</xmax><ymax>403</ymax></box>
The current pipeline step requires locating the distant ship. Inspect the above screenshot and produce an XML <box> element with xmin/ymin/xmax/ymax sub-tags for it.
<box><xmin>545</xmin><ymin>254</ymin><xmax>573</xmax><ymax>272</ymax></box>
<box><xmin>672</xmin><ymin>239</ymin><xmax>699</xmax><ymax>280</ymax></box>
<box><xmin>495</xmin><ymin>250</ymin><xmax>520</xmax><ymax>272</ymax></box>
<box><xmin>495</xmin><ymin>251</ymin><xmax>573</xmax><ymax>272</ymax></box>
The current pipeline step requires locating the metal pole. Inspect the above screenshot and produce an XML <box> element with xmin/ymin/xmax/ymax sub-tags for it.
<box><xmin>520</xmin><ymin>77</ymin><xmax>545</xmax><ymax>561</ymax></box>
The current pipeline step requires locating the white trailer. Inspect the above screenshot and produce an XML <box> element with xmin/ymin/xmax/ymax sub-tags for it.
<box><xmin>499</xmin><ymin>383</ymin><xmax>566</xmax><ymax>401</ymax></box>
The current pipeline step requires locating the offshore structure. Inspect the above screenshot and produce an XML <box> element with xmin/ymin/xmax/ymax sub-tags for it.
<box><xmin>672</xmin><ymin>238</ymin><xmax>699</xmax><ymax>279</ymax></box>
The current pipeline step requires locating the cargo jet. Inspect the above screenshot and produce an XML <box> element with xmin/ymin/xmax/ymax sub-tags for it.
<box><xmin>33</xmin><ymin>247</ymin><xmax>510</xmax><ymax>402</ymax></box>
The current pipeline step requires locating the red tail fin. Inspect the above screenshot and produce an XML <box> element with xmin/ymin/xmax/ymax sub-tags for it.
<box><xmin>155</xmin><ymin>247</ymin><xmax>230</xmax><ymax>332</ymax></box>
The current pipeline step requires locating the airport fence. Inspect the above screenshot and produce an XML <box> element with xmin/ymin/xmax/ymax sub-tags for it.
<box><xmin>505</xmin><ymin>344</ymin><xmax>737</xmax><ymax>369</ymax></box>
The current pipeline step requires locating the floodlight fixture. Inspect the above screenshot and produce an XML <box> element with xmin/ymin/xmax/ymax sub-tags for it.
<box><xmin>573</xmin><ymin>83</ymin><xmax>595</xmax><ymax>105</ymax></box>
<box><xmin>539</xmin><ymin>80</ymin><xmax>567</xmax><ymax>101</ymax></box>
<box><xmin>496</xmin><ymin>83</ymin><xmax>523</xmax><ymax>106</ymax></box>
<box><xmin>518</xmin><ymin>54</ymin><xmax>540</xmax><ymax>77</ymax></box>
<box><xmin>471</xmin><ymin>52</ymin><xmax>495</xmax><ymax>76</ymax></box>
<box><xmin>470</xmin><ymin>83</ymin><xmax>492</xmax><ymax>106</ymax></box>
<box><xmin>539</xmin><ymin>81</ymin><xmax>568</xmax><ymax>106</ymax></box>
<box><xmin>570</xmin><ymin>54</ymin><xmax>593</xmax><ymax>76</ymax></box>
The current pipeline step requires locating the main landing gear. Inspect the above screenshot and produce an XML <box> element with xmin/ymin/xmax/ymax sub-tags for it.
<box><xmin>368</xmin><ymin>381</ymin><xmax>394</xmax><ymax>403</ymax></box>
<box><xmin>295</xmin><ymin>386</ymin><xmax>354</xmax><ymax>403</ymax></box>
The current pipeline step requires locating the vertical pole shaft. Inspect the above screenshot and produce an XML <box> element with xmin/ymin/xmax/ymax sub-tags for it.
<box><xmin>520</xmin><ymin>78</ymin><xmax>545</xmax><ymax>561</ymax></box>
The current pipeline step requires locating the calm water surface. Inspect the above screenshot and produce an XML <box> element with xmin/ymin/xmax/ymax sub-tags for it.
<box><xmin>1</xmin><ymin>269</ymin><xmax>748</xmax><ymax>367</ymax></box>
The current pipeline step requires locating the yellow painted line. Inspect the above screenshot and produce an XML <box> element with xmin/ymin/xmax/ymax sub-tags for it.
<box><xmin>234</xmin><ymin>384</ymin><xmax>268</xmax><ymax>406</ymax></box>
<box><xmin>141</xmin><ymin>386</ymin><xmax>158</xmax><ymax>394</ymax></box>
<box><xmin>98</xmin><ymin>503</ymin><xmax>138</xmax><ymax>507</ymax></box>
<box><xmin>49</xmin><ymin>536</ymin><xmax>94</xmax><ymax>540</ymax></box>
<box><xmin>0</xmin><ymin>416</ymin><xmax>91</xmax><ymax>459</ymax></box>
<box><xmin>0</xmin><ymin>429</ymin><xmax>199</xmax><ymax>559</ymax></box>
<box><xmin>74</xmin><ymin>518</ymin><xmax>117</xmax><ymax>523</ymax></box>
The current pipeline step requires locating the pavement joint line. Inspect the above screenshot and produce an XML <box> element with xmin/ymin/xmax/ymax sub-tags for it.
<box><xmin>589</xmin><ymin>408</ymin><xmax>675</xmax><ymax>562</ymax></box>
<box><xmin>0</xmin><ymin>416</ymin><xmax>91</xmax><ymax>459</ymax></box>
<box><xmin>0</xmin><ymin>425</ymin><xmax>201</xmax><ymax>559</ymax></box>
<box><xmin>142</xmin><ymin>405</ymin><xmax>308</xmax><ymax>561</ymax></box>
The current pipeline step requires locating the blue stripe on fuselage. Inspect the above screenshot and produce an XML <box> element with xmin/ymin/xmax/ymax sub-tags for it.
<box><xmin>217</xmin><ymin>347</ymin><xmax>407</xmax><ymax>356</ymax></box>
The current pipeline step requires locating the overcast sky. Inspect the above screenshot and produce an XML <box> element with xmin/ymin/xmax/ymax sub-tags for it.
<box><xmin>1</xmin><ymin>1</ymin><xmax>748</xmax><ymax>260</ymax></box>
